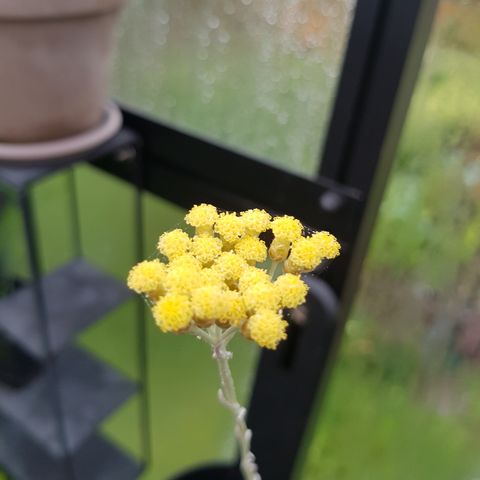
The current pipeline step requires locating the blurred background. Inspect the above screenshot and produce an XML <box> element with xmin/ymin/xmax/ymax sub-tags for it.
<box><xmin>0</xmin><ymin>0</ymin><xmax>479</xmax><ymax>479</ymax></box>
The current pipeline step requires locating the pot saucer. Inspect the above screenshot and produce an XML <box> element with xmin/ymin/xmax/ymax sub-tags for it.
<box><xmin>0</xmin><ymin>102</ymin><xmax>122</xmax><ymax>165</ymax></box>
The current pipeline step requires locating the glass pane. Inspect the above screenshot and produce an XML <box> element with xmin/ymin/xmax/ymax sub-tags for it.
<box><xmin>111</xmin><ymin>0</ymin><xmax>356</xmax><ymax>177</ymax></box>
<box><xmin>301</xmin><ymin>1</ymin><xmax>480</xmax><ymax>478</ymax></box>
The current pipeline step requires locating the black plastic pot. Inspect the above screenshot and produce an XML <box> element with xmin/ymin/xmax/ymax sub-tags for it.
<box><xmin>172</xmin><ymin>464</ymin><xmax>242</xmax><ymax>480</ymax></box>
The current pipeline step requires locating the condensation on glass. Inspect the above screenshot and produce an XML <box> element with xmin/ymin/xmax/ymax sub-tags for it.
<box><xmin>111</xmin><ymin>0</ymin><xmax>356</xmax><ymax>177</ymax></box>
<box><xmin>302</xmin><ymin>1</ymin><xmax>480</xmax><ymax>478</ymax></box>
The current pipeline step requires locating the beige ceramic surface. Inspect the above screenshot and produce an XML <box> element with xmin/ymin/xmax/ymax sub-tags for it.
<box><xmin>0</xmin><ymin>0</ymin><xmax>126</xmax><ymax>143</ymax></box>
<box><xmin>0</xmin><ymin>0</ymin><xmax>127</xmax><ymax>19</ymax></box>
<box><xmin>0</xmin><ymin>102</ymin><xmax>122</xmax><ymax>162</ymax></box>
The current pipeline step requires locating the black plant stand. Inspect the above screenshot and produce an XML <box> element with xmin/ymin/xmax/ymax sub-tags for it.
<box><xmin>0</xmin><ymin>129</ymin><xmax>148</xmax><ymax>479</ymax></box>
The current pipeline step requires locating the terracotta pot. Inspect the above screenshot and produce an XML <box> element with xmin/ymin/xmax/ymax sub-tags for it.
<box><xmin>0</xmin><ymin>0</ymin><xmax>127</xmax><ymax>143</ymax></box>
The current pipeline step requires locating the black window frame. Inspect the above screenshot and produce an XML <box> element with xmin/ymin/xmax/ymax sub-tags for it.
<box><xmin>94</xmin><ymin>0</ymin><xmax>438</xmax><ymax>478</ymax></box>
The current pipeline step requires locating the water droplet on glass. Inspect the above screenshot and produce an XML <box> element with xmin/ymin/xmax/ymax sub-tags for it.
<box><xmin>218</xmin><ymin>31</ymin><xmax>230</xmax><ymax>44</ymax></box>
<box><xmin>158</xmin><ymin>11</ymin><xmax>170</xmax><ymax>25</ymax></box>
<box><xmin>207</xmin><ymin>15</ymin><xmax>220</xmax><ymax>29</ymax></box>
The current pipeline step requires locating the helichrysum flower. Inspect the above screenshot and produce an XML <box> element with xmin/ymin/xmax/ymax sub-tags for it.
<box><xmin>284</xmin><ymin>237</ymin><xmax>321</xmax><ymax>274</ymax></box>
<box><xmin>127</xmin><ymin>204</ymin><xmax>340</xmax><ymax>351</ymax></box>
<box><xmin>127</xmin><ymin>259</ymin><xmax>166</xmax><ymax>294</ymax></box>
<box><xmin>168</xmin><ymin>253</ymin><xmax>202</xmax><ymax>271</ymax></box>
<box><xmin>153</xmin><ymin>293</ymin><xmax>192</xmax><ymax>332</ymax></box>
<box><xmin>234</xmin><ymin>236</ymin><xmax>267</xmax><ymax>263</ymax></box>
<box><xmin>165</xmin><ymin>264</ymin><xmax>200</xmax><ymax>294</ymax></box>
<box><xmin>185</xmin><ymin>203</ymin><xmax>218</xmax><ymax>236</ymax></box>
<box><xmin>238</xmin><ymin>266</ymin><xmax>270</xmax><ymax>292</ymax></box>
<box><xmin>185</xmin><ymin>203</ymin><xmax>218</xmax><ymax>227</ymax></box>
<box><xmin>214</xmin><ymin>212</ymin><xmax>245</xmax><ymax>243</ymax></box>
<box><xmin>285</xmin><ymin>232</ymin><xmax>340</xmax><ymax>274</ymax></box>
<box><xmin>310</xmin><ymin>231</ymin><xmax>341</xmax><ymax>259</ymax></box>
<box><xmin>191</xmin><ymin>286</ymin><xmax>226</xmax><ymax>326</ymax></box>
<box><xmin>246</xmin><ymin>309</ymin><xmax>288</xmax><ymax>349</ymax></box>
<box><xmin>220</xmin><ymin>290</ymin><xmax>246</xmax><ymax>326</ymax></box>
<box><xmin>269</xmin><ymin>216</ymin><xmax>303</xmax><ymax>262</ymax></box>
<box><xmin>191</xmin><ymin>235</ymin><xmax>223</xmax><ymax>265</ymax></box>
<box><xmin>158</xmin><ymin>229</ymin><xmax>191</xmax><ymax>260</ymax></box>
<box><xmin>240</xmin><ymin>209</ymin><xmax>271</xmax><ymax>235</ymax></box>
<box><xmin>213</xmin><ymin>251</ymin><xmax>247</xmax><ymax>282</ymax></box>
<box><xmin>270</xmin><ymin>216</ymin><xmax>303</xmax><ymax>242</ymax></box>
<box><xmin>199</xmin><ymin>267</ymin><xmax>225</xmax><ymax>288</ymax></box>
<box><xmin>243</xmin><ymin>281</ymin><xmax>280</xmax><ymax>312</ymax></box>
<box><xmin>275</xmin><ymin>273</ymin><xmax>308</xmax><ymax>308</ymax></box>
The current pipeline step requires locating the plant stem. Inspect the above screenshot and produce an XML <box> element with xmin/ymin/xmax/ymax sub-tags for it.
<box><xmin>213</xmin><ymin>338</ymin><xmax>261</xmax><ymax>480</ymax></box>
<box><xmin>268</xmin><ymin>260</ymin><xmax>280</xmax><ymax>279</ymax></box>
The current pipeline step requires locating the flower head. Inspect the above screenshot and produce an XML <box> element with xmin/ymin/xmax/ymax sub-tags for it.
<box><xmin>220</xmin><ymin>290</ymin><xmax>247</xmax><ymax>326</ymax></box>
<box><xmin>165</xmin><ymin>264</ymin><xmax>200</xmax><ymax>294</ymax></box>
<box><xmin>245</xmin><ymin>309</ymin><xmax>288</xmax><ymax>349</ymax></box>
<box><xmin>185</xmin><ymin>204</ymin><xmax>218</xmax><ymax>228</ymax></box>
<box><xmin>127</xmin><ymin>259</ymin><xmax>166</xmax><ymax>294</ymax></box>
<box><xmin>238</xmin><ymin>266</ymin><xmax>270</xmax><ymax>292</ymax></box>
<box><xmin>243</xmin><ymin>281</ymin><xmax>280</xmax><ymax>312</ymax></box>
<box><xmin>234</xmin><ymin>236</ymin><xmax>267</xmax><ymax>263</ymax></box>
<box><xmin>271</xmin><ymin>216</ymin><xmax>303</xmax><ymax>242</ymax></box>
<box><xmin>214</xmin><ymin>212</ymin><xmax>245</xmax><ymax>243</ymax></box>
<box><xmin>285</xmin><ymin>232</ymin><xmax>340</xmax><ymax>274</ymax></box>
<box><xmin>191</xmin><ymin>235</ymin><xmax>223</xmax><ymax>265</ymax></box>
<box><xmin>168</xmin><ymin>253</ymin><xmax>202</xmax><ymax>271</ymax></box>
<box><xmin>285</xmin><ymin>237</ymin><xmax>321</xmax><ymax>273</ymax></box>
<box><xmin>199</xmin><ymin>267</ymin><xmax>225</xmax><ymax>288</ymax></box>
<box><xmin>157</xmin><ymin>229</ymin><xmax>191</xmax><ymax>260</ymax></box>
<box><xmin>310</xmin><ymin>231</ymin><xmax>341</xmax><ymax>259</ymax></box>
<box><xmin>191</xmin><ymin>286</ymin><xmax>226</xmax><ymax>326</ymax></box>
<box><xmin>240</xmin><ymin>209</ymin><xmax>271</xmax><ymax>235</ymax></box>
<box><xmin>153</xmin><ymin>293</ymin><xmax>192</xmax><ymax>332</ymax></box>
<box><xmin>275</xmin><ymin>273</ymin><xmax>308</xmax><ymax>308</ymax></box>
<box><xmin>213</xmin><ymin>251</ymin><xmax>248</xmax><ymax>282</ymax></box>
<box><xmin>128</xmin><ymin>203</ymin><xmax>339</xmax><ymax>351</ymax></box>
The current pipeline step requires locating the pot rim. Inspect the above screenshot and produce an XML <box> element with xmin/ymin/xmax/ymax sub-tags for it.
<box><xmin>0</xmin><ymin>0</ymin><xmax>128</xmax><ymax>21</ymax></box>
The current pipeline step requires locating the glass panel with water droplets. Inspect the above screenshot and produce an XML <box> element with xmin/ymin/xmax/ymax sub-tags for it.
<box><xmin>111</xmin><ymin>0</ymin><xmax>357</xmax><ymax>177</ymax></box>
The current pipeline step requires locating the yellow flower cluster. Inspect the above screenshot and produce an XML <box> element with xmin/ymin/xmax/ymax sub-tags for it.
<box><xmin>127</xmin><ymin>204</ymin><xmax>340</xmax><ymax>349</ymax></box>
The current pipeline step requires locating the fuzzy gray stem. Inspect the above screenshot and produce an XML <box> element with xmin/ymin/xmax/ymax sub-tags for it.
<box><xmin>213</xmin><ymin>341</ymin><xmax>261</xmax><ymax>480</ymax></box>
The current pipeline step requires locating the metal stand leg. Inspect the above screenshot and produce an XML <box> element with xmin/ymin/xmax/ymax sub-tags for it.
<box><xmin>134</xmin><ymin>146</ymin><xmax>152</xmax><ymax>468</ymax></box>
<box><xmin>18</xmin><ymin>190</ymin><xmax>77</xmax><ymax>480</ymax></box>
<box><xmin>67</xmin><ymin>168</ymin><xmax>82</xmax><ymax>259</ymax></box>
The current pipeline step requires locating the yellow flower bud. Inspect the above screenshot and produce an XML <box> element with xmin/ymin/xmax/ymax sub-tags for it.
<box><xmin>165</xmin><ymin>264</ymin><xmax>200</xmax><ymax>294</ymax></box>
<box><xmin>268</xmin><ymin>237</ymin><xmax>290</xmax><ymax>262</ymax></box>
<box><xmin>271</xmin><ymin>215</ymin><xmax>303</xmax><ymax>242</ymax></box>
<box><xmin>199</xmin><ymin>267</ymin><xmax>225</xmax><ymax>288</ymax></box>
<box><xmin>238</xmin><ymin>266</ymin><xmax>270</xmax><ymax>292</ymax></box>
<box><xmin>185</xmin><ymin>203</ymin><xmax>218</xmax><ymax>228</ymax></box>
<box><xmin>310</xmin><ymin>231</ymin><xmax>341</xmax><ymax>259</ymax></box>
<box><xmin>213</xmin><ymin>252</ymin><xmax>248</xmax><ymax>282</ymax></box>
<box><xmin>240</xmin><ymin>209</ymin><xmax>271</xmax><ymax>235</ymax></box>
<box><xmin>275</xmin><ymin>273</ymin><xmax>308</xmax><ymax>309</ymax></box>
<box><xmin>168</xmin><ymin>253</ymin><xmax>202</xmax><ymax>271</ymax></box>
<box><xmin>153</xmin><ymin>293</ymin><xmax>192</xmax><ymax>332</ymax></box>
<box><xmin>127</xmin><ymin>259</ymin><xmax>166</xmax><ymax>294</ymax></box>
<box><xmin>234</xmin><ymin>236</ymin><xmax>267</xmax><ymax>263</ymax></box>
<box><xmin>214</xmin><ymin>212</ymin><xmax>245</xmax><ymax>244</ymax></box>
<box><xmin>157</xmin><ymin>229</ymin><xmax>191</xmax><ymax>260</ymax></box>
<box><xmin>191</xmin><ymin>235</ymin><xmax>223</xmax><ymax>265</ymax></box>
<box><xmin>220</xmin><ymin>290</ymin><xmax>247</xmax><ymax>326</ymax></box>
<box><xmin>245</xmin><ymin>309</ymin><xmax>288</xmax><ymax>349</ymax></box>
<box><xmin>285</xmin><ymin>237</ymin><xmax>322</xmax><ymax>274</ymax></box>
<box><xmin>191</xmin><ymin>286</ymin><xmax>226</xmax><ymax>326</ymax></box>
<box><xmin>243</xmin><ymin>281</ymin><xmax>280</xmax><ymax>312</ymax></box>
